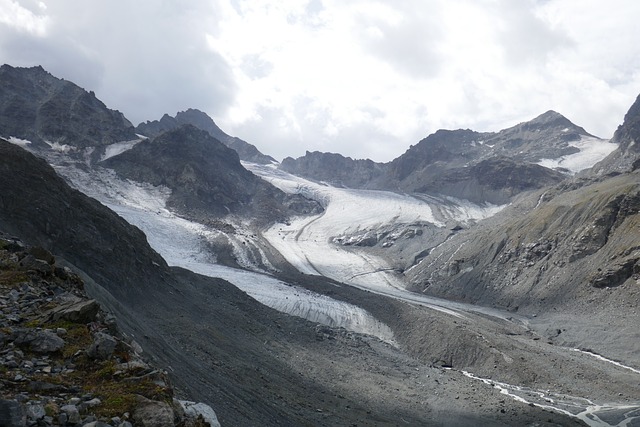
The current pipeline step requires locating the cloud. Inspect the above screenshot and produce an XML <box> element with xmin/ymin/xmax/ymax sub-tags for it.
<box><xmin>1</xmin><ymin>0</ymin><xmax>640</xmax><ymax>161</ymax></box>
<box><xmin>0</xmin><ymin>0</ymin><xmax>236</xmax><ymax>124</ymax></box>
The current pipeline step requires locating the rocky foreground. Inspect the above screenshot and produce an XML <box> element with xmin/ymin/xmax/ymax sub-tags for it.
<box><xmin>0</xmin><ymin>235</ymin><xmax>219</xmax><ymax>427</ymax></box>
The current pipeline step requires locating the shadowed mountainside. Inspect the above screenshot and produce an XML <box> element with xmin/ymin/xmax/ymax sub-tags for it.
<box><xmin>102</xmin><ymin>125</ymin><xmax>322</xmax><ymax>225</ymax></box>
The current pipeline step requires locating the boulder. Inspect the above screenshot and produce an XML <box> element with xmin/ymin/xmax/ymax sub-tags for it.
<box><xmin>86</xmin><ymin>332</ymin><xmax>117</xmax><ymax>360</ymax></box>
<box><xmin>132</xmin><ymin>396</ymin><xmax>175</xmax><ymax>427</ymax></box>
<box><xmin>17</xmin><ymin>255</ymin><xmax>52</xmax><ymax>275</ymax></box>
<box><xmin>12</xmin><ymin>328</ymin><xmax>65</xmax><ymax>353</ymax></box>
<box><xmin>46</xmin><ymin>299</ymin><xmax>100</xmax><ymax>323</ymax></box>
<box><xmin>60</xmin><ymin>404</ymin><xmax>81</xmax><ymax>424</ymax></box>
<box><xmin>179</xmin><ymin>400</ymin><xmax>222</xmax><ymax>427</ymax></box>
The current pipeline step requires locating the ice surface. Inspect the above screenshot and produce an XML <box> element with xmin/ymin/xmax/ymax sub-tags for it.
<box><xmin>246</xmin><ymin>163</ymin><xmax>504</xmax><ymax>293</ymax></box>
<box><xmin>54</xmin><ymin>163</ymin><xmax>395</xmax><ymax>343</ymax></box>
<box><xmin>44</xmin><ymin>140</ymin><xmax>73</xmax><ymax>153</ymax></box>
<box><xmin>537</xmin><ymin>136</ymin><xmax>617</xmax><ymax>174</ymax></box>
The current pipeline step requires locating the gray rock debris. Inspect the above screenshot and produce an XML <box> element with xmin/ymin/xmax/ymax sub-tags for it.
<box><xmin>11</xmin><ymin>328</ymin><xmax>65</xmax><ymax>353</ymax></box>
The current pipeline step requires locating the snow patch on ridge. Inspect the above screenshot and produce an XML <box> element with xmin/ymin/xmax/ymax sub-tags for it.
<box><xmin>6</xmin><ymin>136</ymin><xmax>32</xmax><ymax>147</ymax></box>
<box><xmin>100</xmin><ymin>139</ymin><xmax>143</xmax><ymax>161</ymax></box>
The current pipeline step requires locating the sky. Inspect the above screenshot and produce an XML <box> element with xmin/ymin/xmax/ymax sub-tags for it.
<box><xmin>1</xmin><ymin>0</ymin><xmax>640</xmax><ymax>162</ymax></box>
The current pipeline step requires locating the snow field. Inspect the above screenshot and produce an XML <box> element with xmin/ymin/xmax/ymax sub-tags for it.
<box><xmin>537</xmin><ymin>136</ymin><xmax>617</xmax><ymax>173</ymax></box>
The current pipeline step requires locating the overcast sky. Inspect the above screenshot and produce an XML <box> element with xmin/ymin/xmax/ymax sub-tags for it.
<box><xmin>1</xmin><ymin>0</ymin><xmax>640</xmax><ymax>162</ymax></box>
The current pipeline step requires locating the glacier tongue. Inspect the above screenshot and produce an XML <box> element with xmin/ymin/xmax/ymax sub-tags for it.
<box><xmin>246</xmin><ymin>162</ymin><xmax>505</xmax><ymax>292</ymax></box>
<box><xmin>54</xmin><ymin>161</ymin><xmax>395</xmax><ymax>344</ymax></box>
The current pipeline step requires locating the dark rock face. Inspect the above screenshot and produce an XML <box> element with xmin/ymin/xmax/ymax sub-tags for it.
<box><xmin>594</xmin><ymin>93</ymin><xmax>640</xmax><ymax>173</ymax></box>
<box><xmin>0</xmin><ymin>139</ymin><xmax>171</xmax><ymax>302</ymax></box>
<box><xmin>280</xmin><ymin>151</ymin><xmax>386</xmax><ymax>188</ymax></box>
<box><xmin>137</xmin><ymin>108</ymin><xmax>275</xmax><ymax>164</ymax></box>
<box><xmin>102</xmin><ymin>125</ymin><xmax>321</xmax><ymax>224</ymax></box>
<box><xmin>416</xmin><ymin>157</ymin><xmax>568</xmax><ymax>205</ymax></box>
<box><xmin>279</xmin><ymin>111</ymin><xmax>590</xmax><ymax>203</ymax></box>
<box><xmin>0</xmin><ymin>65</ymin><xmax>136</xmax><ymax>149</ymax></box>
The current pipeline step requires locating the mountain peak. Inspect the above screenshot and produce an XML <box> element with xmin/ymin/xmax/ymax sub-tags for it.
<box><xmin>136</xmin><ymin>109</ymin><xmax>275</xmax><ymax>164</ymax></box>
<box><xmin>0</xmin><ymin>64</ymin><xmax>136</xmax><ymax>148</ymax></box>
<box><xmin>526</xmin><ymin>110</ymin><xmax>580</xmax><ymax>130</ymax></box>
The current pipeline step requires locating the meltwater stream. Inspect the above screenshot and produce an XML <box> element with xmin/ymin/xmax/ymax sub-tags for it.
<box><xmin>462</xmin><ymin>370</ymin><xmax>640</xmax><ymax>427</ymax></box>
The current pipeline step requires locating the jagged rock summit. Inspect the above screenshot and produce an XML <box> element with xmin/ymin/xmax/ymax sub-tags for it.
<box><xmin>137</xmin><ymin>108</ymin><xmax>275</xmax><ymax>164</ymax></box>
<box><xmin>103</xmin><ymin>124</ymin><xmax>321</xmax><ymax>224</ymax></box>
<box><xmin>0</xmin><ymin>64</ymin><xmax>136</xmax><ymax>150</ymax></box>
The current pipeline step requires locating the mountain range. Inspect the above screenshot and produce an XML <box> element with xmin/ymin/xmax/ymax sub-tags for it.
<box><xmin>1</xmin><ymin>63</ymin><xmax>638</xmax><ymax>426</ymax></box>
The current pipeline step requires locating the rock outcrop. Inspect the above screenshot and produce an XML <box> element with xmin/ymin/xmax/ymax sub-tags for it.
<box><xmin>593</xmin><ymin>93</ymin><xmax>640</xmax><ymax>173</ymax></box>
<box><xmin>280</xmin><ymin>151</ymin><xmax>386</xmax><ymax>188</ymax></box>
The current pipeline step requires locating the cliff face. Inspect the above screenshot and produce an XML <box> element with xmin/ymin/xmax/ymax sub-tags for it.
<box><xmin>0</xmin><ymin>65</ymin><xmax>136</xmax><ymax>150</ymax></box>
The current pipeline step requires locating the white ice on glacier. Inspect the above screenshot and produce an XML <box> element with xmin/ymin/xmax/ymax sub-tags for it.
<box><xmin>57</xmin><ymin>164</ymin><xmax>395</xmax><ymax>343</ymax></box>
<box><xmin>245</xmin><ymin>163</ymin><xmax>503</xmax><ymax>292</ymax></box>
<box><xmin>6</xmin><ymin>136</ymin><xmax>32</xmax><ymax>147</ymax></box>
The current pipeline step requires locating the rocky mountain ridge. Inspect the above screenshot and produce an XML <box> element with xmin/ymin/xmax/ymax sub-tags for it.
<box><xmin>0</xmin><ymin>65</ymin><xmax>136</xmax><ymax>152</ymax></box>
<box><xmin>402</xmin><ymin>93</ymin><xmax>640</xmax><ymax>366</ymax></box>
<box><xmin>136</xmin><ymin>108</ymin><xmax>275</xmax><ymax>164</ymax></box>
<box><xmin>102</xmin><ymin>125</ymin><xmax>322</xmax><ymax>225</ymax></box>
<box><xmin>280</xmin><ymin>110</ymin><xmax>605</xmax><ymax>204</ymax></box>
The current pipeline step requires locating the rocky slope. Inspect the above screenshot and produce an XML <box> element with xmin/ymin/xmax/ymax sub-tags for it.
<box><xmin>102</xmin><ymin>125</ymin><xmax>321</xmax><ymax>225</ymax></box>
<box><xmin>0</xmin><ymin>235</ymin><xmax>219</xmax><ymax>427</ymax></box>
<box><xmin>280</xmin><ymin>111</ymin><xmax>602</xmax><ymax>204</ymax></box>
<box><xmin>136</xmin><ymin>109</ymin><xmax>274</xmax><ymax>164</ymax></box>
<box><xmin>0</xmin><ymin>65</ymin><xmax>136</xmax><ymax>152</ymax></box>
